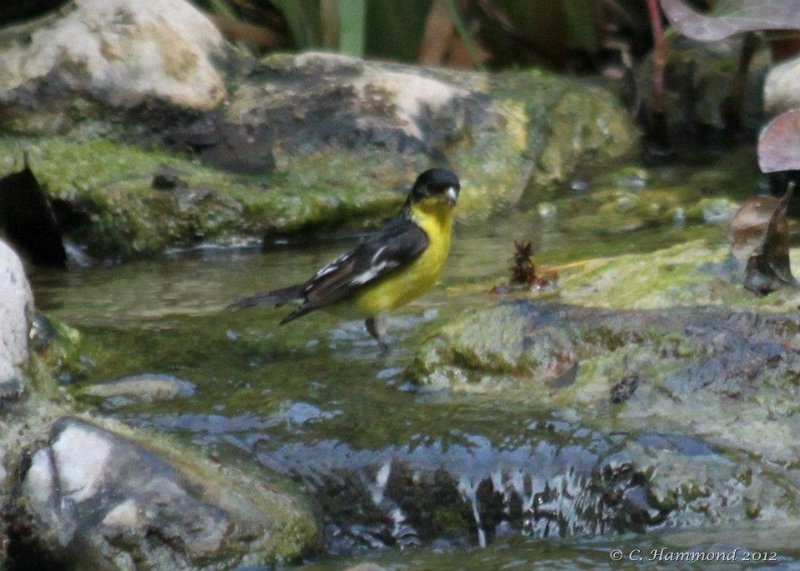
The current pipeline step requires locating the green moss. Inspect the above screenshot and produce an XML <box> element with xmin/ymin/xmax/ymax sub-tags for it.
<box><xmin>0</xmin><ymin>137</ymin><xmax>401</xmax><ymax>259</ymax></box>
<box><xmin>32</xmin><ymin>314</ymin><xmax>90</xmax><ymax>385</ymax></box>
<box><xmin>559</xmin><ymin>239</ymin><xmax>800</xmax><ymax>312</ymax></box>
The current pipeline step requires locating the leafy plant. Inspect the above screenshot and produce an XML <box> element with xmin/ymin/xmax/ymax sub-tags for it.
<box><xmin>658</xmin><ymin>0</ymin><xmax>800</xmax><ymax>166</ymax></box>
<box><xmin>657</xmin><ymin>0</ymin><xmax>800</xmax><ymax>292</ymax></box>
<box><xmin>196</xmin><ymin>0</ymin><xmax>652</xmax><ymax>72</ymax></box>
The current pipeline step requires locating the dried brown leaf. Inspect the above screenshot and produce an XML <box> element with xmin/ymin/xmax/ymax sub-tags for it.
<box><xmin>729</xmin><ymin>184</ymin><xmax>797</xmax><ymax>294</ymax></box>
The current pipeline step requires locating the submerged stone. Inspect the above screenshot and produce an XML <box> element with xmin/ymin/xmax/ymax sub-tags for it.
<box><xmin>79</xmin><ymin>373</ymin><xmax>196</xmax><ymax>403</ymax></box>
<box><xmin>414</xmin><ymin>299</ymin><xmax>800</xmax><ymax>465</ymax></box>
<box><xmin>253</xmin><ymin>423</ymin><xmax>795</xmax><ymax>553</ymax></box>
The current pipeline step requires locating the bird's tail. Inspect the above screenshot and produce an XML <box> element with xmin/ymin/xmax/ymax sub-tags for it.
<box><xmin>227</xmin><ymin>284</ymin><xmax>304</xmax><ymax>310</ymax></box>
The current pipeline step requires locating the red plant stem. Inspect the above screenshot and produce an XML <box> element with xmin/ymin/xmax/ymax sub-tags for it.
<box><xmin>647</xmin><ymin>0</ymin><xmax>666</xmax><ymax>116</ymax></box>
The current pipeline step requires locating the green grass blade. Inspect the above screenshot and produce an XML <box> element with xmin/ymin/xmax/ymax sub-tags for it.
<box><xmin>339</xmin><ymin>0</ymin><xmax>366</xmax><ymax>57</ymax></box>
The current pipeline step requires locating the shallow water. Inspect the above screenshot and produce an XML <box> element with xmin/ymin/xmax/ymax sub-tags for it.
<box><xmin>30</xmin><ymin>150</ymin><xmax>800</xmax><ymax>568</ymax></box>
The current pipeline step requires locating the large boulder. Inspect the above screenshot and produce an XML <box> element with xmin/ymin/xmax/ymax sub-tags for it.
<box><xmin>0</xmin><ymin>0</ymin><xmax>227</xmax><ymax>132</ymax></box>
<box><xmin>177</xmin><ymin>51</ymin><xmax>639</xmax><ymax>217</ymax></box>
<box><xmin>255</xmin><ymin>425</ymin><xmax>795</xmax><ymax>551</ymax></box>
<box><xmin>9</xmin><ymin>416</ymin><xmax>317</xmax><ymax>569</ymax></box>
<box><xmin>0</xmin><ymin>239</ymin><xmax>33</xmax><ymax>401</ymax></box>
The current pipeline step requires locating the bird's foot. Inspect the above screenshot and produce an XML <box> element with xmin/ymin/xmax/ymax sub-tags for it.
<box><xmin>365</xmin><ymin>316</ymin><xmax>390</xmax><ymax>354</ymax></box>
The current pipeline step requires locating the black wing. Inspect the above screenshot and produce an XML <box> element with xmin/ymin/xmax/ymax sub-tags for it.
<box><xmin>282</xmin><ymin>216</ymin><xmax>429</xmax><ymax>323</ymax></box>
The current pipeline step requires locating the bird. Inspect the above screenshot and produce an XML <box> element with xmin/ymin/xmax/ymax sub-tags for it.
<box><xmin>228</xmin><ymin>168</ymin><xmax>460</xmax><ymax>351</ymax></box>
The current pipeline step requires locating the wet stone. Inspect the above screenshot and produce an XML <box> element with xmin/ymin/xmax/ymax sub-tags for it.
<box><xmin>17</xmin><ymin>418</ymin><xmax>229</xmax><ymax>565</ymax></box>
<box><xmin>249</xmin><ymin>419</ymin><xmax>793</xmax><ymax>554</ymax></box>
<box><xmin>10</xmin><ymin>416</ymin><xmax>318</xmax><ymax>569</ymax></box>
<box><xmin>79</xmin><ymin>373</ymin><xmax>196</xmax><ymax>404</ymax></box>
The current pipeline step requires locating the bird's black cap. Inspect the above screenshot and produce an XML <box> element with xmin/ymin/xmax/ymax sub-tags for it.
<box><xmin>410</xmin><ymin>168</ymin><xmax>460</xmax><ymax>204</ymax></box>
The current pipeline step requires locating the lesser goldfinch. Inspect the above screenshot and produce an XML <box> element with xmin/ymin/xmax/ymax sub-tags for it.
<box><xmin>229</xmin><ymin>168</ymin><xmax>460</xmax><ymax>350</ymax></box>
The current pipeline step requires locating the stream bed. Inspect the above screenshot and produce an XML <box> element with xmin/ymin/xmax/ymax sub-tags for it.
<box><xmin>28</xmin><ymin>150</ymin><xmax>800</xmax><ymax>569</ymax></box>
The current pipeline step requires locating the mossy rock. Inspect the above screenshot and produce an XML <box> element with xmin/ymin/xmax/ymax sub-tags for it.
<box><xmin>0</xmin><ymin>138</ymin><xmax>399</xmax><ymax>259</ymax></box>
<box><xmin>413</xmin><ymin>300</ymin><xmax>800</xmax><ymax>465</ymax></box>
<box><xmin>1</xmin><ymin>52</ymin><xmax>638</xmax><ymax>260</ymax></box>
<box><xmin>413</xmin><ymin>237</ymin><xmax>800</xmax><ymax>472</ymax></box>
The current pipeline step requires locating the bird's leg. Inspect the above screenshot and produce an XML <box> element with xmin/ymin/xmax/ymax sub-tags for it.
<box><xmin>365</xmin><ymin>316</ymin><xmax>389</xmax><ymax>353</ymax></box>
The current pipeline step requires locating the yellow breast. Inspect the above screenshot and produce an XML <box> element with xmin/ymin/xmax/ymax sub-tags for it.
<box><xmin>352</xmin><ymin>201</ymin><xmax>453</xmax><ymax>317</ymax></box>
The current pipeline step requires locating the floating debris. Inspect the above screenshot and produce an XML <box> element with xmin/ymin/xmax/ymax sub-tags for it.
<box><xmin>492</xmin><ymin>240</ymin><xmax>558</xmax><ymax>294</ymax></box>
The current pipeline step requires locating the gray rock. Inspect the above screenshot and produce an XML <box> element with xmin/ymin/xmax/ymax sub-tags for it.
<box><xmin>0</xmin><ymin>239</ymin><xmax>33</xmax><ymax>402</ymax></box>
<box><xmin>13</xmin><ymin>416</ymin><xmax>317</xmax><ymax>569</ymax></box>
<box><xmin>23</xmin><ymin>418</ymin><xmax>226</xmax><ymax>558</ymax></box>
<box><xmin>79</xmin><ymin>373</ymin><xmax>196</xmax><ymax>403</ymax></box>
<box><xmin>0</xmin><ymin>48</ymin><xmax>637</xmax><ymax>257</ymax></box>
<box><xmin>0</xmin><ymin>0</ymin><xmax>227</xmax><ymax>132</ymax></box>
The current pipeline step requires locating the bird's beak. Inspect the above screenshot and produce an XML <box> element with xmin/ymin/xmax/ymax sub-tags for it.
<box><xmin>444</xmin><ymin>186</ymin><xmax>459</xmax><ymax>206</ymax></box>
